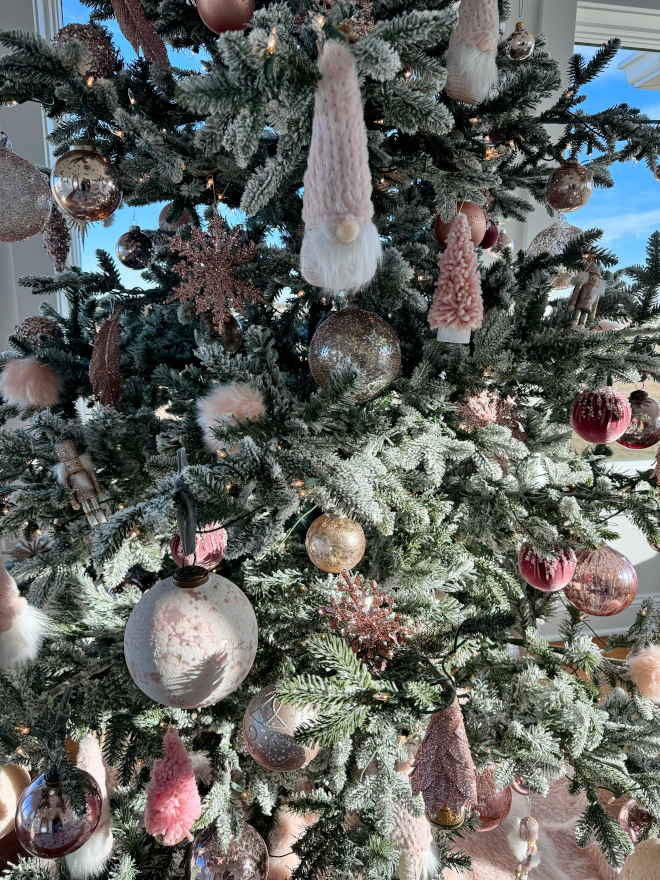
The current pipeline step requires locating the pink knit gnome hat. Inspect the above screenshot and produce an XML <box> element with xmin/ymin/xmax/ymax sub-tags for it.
<box><xmin>0</xmin><ymin>561</ymin><xmax>27</xmax><ymax>629</ymax></box>
<box><xmin>0</xmin><ymin>559</ymin><xmax>48</xmax><ymax>670</ymax></box>
<box><xmin>300</xmin><ymin>39</ymin><xmax>382</xmax><ymax>292</ymax></box>
<box><xmin>145</xmin><ymin>726</ymin><xmax>201</xmax><ymax>846</ymax></box>
<box><xmin>445</xmin><ymin>0</ymin><xmax>499</xmax><ymax>105</ymax></box>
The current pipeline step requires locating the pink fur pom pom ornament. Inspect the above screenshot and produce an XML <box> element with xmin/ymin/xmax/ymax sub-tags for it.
<box><xmin>196</xmin><ymin>382</ymin><xmax>265</xmax><ymax>453</ymax></box>
<box><xmin>65</xmin><ymin>735</ymin><xmax>114</xmax><ymax>879</ymax></box>
<box><xmin>445</xmin><ymin>0</ymin><xmax>499</xmax><ymax>105</ymax></box>
<box><xmin>0</xmin><ymin>560</ymin><xmax>48</xmax><ymax>670</ymax></box>
<box><xmin>627</xmin><ymin>645</ymin><xmax>660</xmax><ymax>702</ymax></box>
<box><xmin>145</xmin><ymin>727</ymin><xmax>201</xmax><ymax>846</ymax></box>
<box><xmin>0</xmin><ymin>356</ymin><xmax>62</xmax><ymax>410</ymax></box>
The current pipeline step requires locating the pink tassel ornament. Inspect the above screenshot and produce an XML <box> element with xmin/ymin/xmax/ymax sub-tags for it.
<box><xmin>0</xmin><ymin>560</ymin><xmax>49</xmax><ymax>669</ymax></box>
<box><xmin>65</xmin><ymin>735</ymin><xmax>113</xmax><ymax>879</ymax></box>
<box><xmin>445</xmin><ymin>0</ymin><xmax>499</xmax><ymax>105</ymax></box>
<box><xmin>145</xmin><ymin>727</ymin><xmax>201</xmax><ymax>846</ymax></box>
<box><xmin>196</xmin><ymin>382</ymin><xmax>265</xmax><ymax>453</ymax></box>
<box><xmin>0</xmin><ymin>357</ymin><xmax>62</xmax><ymax>410</ymax></box>
<box><xmin>428</xmin><ymin>212</ymin><xmax>483</xmax><ymax>344</ymax></box>
<box><xmin>628</xmin><ymin>645</ymin><xmax>660</xmax><ymax>702</ymax></box>
<box><xmin>300</xmin><ymin>40</ymin><xmax>382</xmax><ymax>292</ymax></box>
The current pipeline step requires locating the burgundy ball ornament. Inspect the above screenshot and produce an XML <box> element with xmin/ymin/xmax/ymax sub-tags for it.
<box><xmin>15</xmin><ymin>767</ymin><xmax>102</xmax><ymax>858</ymax></box>
<box><xmin>517</xmin><ymin>544</ymin><xmax>577</xmax><ymax>592</ymax></box>
<box><xmin>564</xmin><ymin>543</ymin><xmax>638</xmax><ymax>617</ymax></box>
<box><xmin>616</xmin><ymin>390</ymin><xmax>660</xmax><ymax>449</ymax></box>
<box><xmin>116</xmin><ymin>225</ymin><xmax>153</xmax><ymax>270</ymax></box>
<box><xmin>480</xmin><ymin>219</ymin><xmax>499</xmax><ymax>250</ymax></box>
<box><xmin>195</xmin><ymin>0</ymin><xmax>255</xmax><ymax>34</ymax></box>
<box><xmin>51</xmin><ymin>146</ymin><xmax>121</xmax><ymax>222</ymax></box>
<box><xmin>570</xmin><ymin>387</ymin><xmax>631</xmax><ymax>444</ymax></box>
<box><xmin>52</xmin><ymin>23</ymin><xmax>116</xmax><ymax>79</ymax></box>
<box><xmin>434</xmin><ymin>202</ymin><xmax>486</xmax><ymax>249</ymax></box>
<box><xmin>473</xmin><ymin>766</ymin><xmax>512</xmax><ymax>832</ymax></box>
<box><xmin>618</xmin><ymin>799</ymin><xmax>654</xmax><ymax>844</ymax></box>
<box><xmin>170</xmin><ymin>522</ymin><xmax>228</xmax><ymax>570</ymax></box>
<box><xmin>243</xmin><ymin>684</ymin><xmax>320</xmax><ymax>772</ymax></box>
<box><xmin>545</xmin><ymin>158</ymin><xmax>594</xmax><ymax>213</ymax></box>
<box><xmin>187</xmin><ymin>822</ymin><xmax>268</xmax><ymax>880</ymax></box>
<box><xmin>158</xmin><ymin>203</ymin><xmax>194</xmax><ymax>232</ymax></box>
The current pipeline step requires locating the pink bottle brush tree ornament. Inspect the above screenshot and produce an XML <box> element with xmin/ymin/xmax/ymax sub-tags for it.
<box><xmin>0</xmin><ymin>559</ymin><xmax>49</xmax><ymax>670</ymax></box>
<box><xmin>428</xmin><ymin>212</ymin><xmax>484</xmax><ymax>344</ymax></box>
<box><xmin>145</xmin><ymin>727</ymin><xmax>201</xmax><ymax>846</ymax></box>
<box><xmin>445</xmin><ymin>0</ymin><xmax>499</xmax><ymax>105</ymax></box>
<box><xmin>300</xmin><ymin>39</ymin><xmax>382</xmax><ymax>293</ymax></box>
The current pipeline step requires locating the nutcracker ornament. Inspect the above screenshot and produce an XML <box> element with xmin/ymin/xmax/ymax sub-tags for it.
<box><xmin>509</xmin><ymin>815</ymin><xmax>540</xmax><ymax>880</ymax></box>
<box><xmin>54</xmin><ymin>439</ymin><xmax>108</xmax><ymax>527</ymax></box>
<box><xmin>568</xmin><ymin>261</ymin><xmax>605</xmax><ymax>328</ymax></box>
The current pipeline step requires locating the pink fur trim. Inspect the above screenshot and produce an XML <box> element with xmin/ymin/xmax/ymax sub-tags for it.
<box><xmin>196</xmin><ymin>382</ymin><xmax>265</xmax><ymax>452</ymax></box>
<box><xmin>628</xmin><ymin>645</ymin><xmax>660</xmax><ymax>702</ymax></box>
<box><xmin>0</xmin><ymin>357</ymin><xmax>62</xmax><ymax>410</ymax></box>
<box><xmin>428</xmin><ymin>212</ymin><xmax>483</xmax><ymax>333</ymax></box>
<box><xmin>145</xmin><ymin>727</ymin><xmax>201</xmax><ymax>845</ymax></box>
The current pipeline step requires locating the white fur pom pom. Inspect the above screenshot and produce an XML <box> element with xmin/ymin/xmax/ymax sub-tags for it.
<box><xmin>65</xmin><ymin>735</ymin><xmax>113</xmax><ymax>879</ymax></box>
<box><xmin>0</xmin><ymin>357</ymin><xmax>62</xmax><ymax>410</ymax></box>
<box><xmin>300</xmin><ymin>220</ymin><xmax>382</xmax><ymax>292</ymax></box>
<box><xmin>507</xmin><ymin>818</ymin><xmax>529</xmax><ymax>862</ymax></box>
<box><xmin>445</xmin><ymin>44</ymin><xmax>499</xmax><ymax>105</ymax></box>
<box><xmin>419</xmin><ymin>844</ymin><xmax>440</xmax><ymax>880</ymax></box>
<box><xmin>0</xmin><ymin>603</ymin><xmax>49</xmax><ymax>669</ymax></box>
<box><xmin>196</xmin><ymin>382</ymin><xmax>265</xmax><ymax>453</ymax></box>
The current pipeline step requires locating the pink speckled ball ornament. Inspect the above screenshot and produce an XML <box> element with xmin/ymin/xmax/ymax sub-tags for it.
<box><xmin>170</xmin><ymin>523</ymin><xmax>228</xmax><ymax>570</ymax></box>
<box><xmin>517</xmin><ymin>544</ymin><xmax>577</xmax><ymax>592</ymax></box>
<box><xmin>473</xmin><ymin>766</ymin><xmax>512</xmax><ymax>832</ymax></box>
<box><xmin>564</xmin><ymin>543</ymin><xmax>637</xmax><ymax>617</ymax></box>
<box><xmin>123</xmin><ymin>569</ymin><xmax>258</xmax><ymax>709</ymax></box>
<box><xmin>571</xmin><ymin>387</ymin><xmax>631</xmax><ymax>444</ymax></box>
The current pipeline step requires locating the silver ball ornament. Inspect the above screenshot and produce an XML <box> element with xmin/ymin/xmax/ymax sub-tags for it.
<box><xmin>0</xmin><ymin>148</ymin><xmax>51</xmax><ymax>243</ymax></box>
<box><xmin>505</xmin><ymin>22</ymin><xmax>535</xmax><ymax>61</ymax></box>
<box><xmin>243</xmin><ymin>684</ymin><xmax>319</xmax><ymax>771</ymax></box>
<box><xmin>527</xmin><ymin>214</ymin><xmax>583</xmax><ymax>290</ymax></box>
<box><xmin>51</xmin><ymin>146</ymin><xmax>121</xmax><ymax>222</ymax></box>
<box><xmin>187</xmin><ymin>823</ymin><xmax>268</xmax><ymax>880</ymax></box>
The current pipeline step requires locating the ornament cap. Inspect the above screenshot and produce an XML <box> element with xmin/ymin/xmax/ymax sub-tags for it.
<box><xmin>173</xmin><ymin>565</ymin><xmax>210</xmax><ymax>589</ymax></box>
<box><xmin>629</xmin><ymin>389</ymin><xmax>649</xmax><ymax>403</ymax></box>
<box><xmin>515</xmin><ymin>20</ymin><xmax>526</xmax><ymax>30</ymax></box>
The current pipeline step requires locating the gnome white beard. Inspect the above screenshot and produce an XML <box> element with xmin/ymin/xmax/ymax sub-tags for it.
<box><xmin>300</xmin><ymin>220</ymin><xmax>382</xmax><ymax>292</ymax></box>
<box><xmin>65</xmin><ymin>821</ymin><xmax>113</xmax><ymax>879</ymax></box>
<box><xmin>446</xmin><ymin>43</ymin><xmax>498</xmax><ymax>105</ymax></box>
<box><xmin>0</xmin><ymin>603</ymin><xmax>49</xmax><ymax>669</ymax></box>
<box><xmin>508</xmin><ymin>819</ymin><xmax>541</xmax><ymax>869</ymax></box>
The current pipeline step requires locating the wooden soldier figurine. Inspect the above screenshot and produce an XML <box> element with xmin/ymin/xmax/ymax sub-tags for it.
<box><xmin>54</xmin><ymin>439</ymin><xmax>108</xmax><ymax>527</ymax></box>
<box><xmin>568</xmin><ymin>261</ymin><xmax>604</xmax><ymax>328</ymax></box>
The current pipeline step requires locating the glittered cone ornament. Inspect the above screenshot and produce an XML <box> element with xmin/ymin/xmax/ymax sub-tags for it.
<box><xmin>300</xmin><ymin>39</ymin><xmax>381</xmax><ymax>292</ymax></box>
<box><xmin>409</xmin><ymin>698</ymin><xmax>478</xmax><ymax>828</ymax></box>
<box><xmin>445</xmin><ymin>0</ymin><xmax>499</xmax><ymax>105</ymax></box>
<box><xmin>145</xmin><ymin>727</ymin><xmax>201</xmax><ymax>845</ymax></box>
<box><xmin>428</xmin><ymin>212</ymin><xmax>483</xmax><ymax>344</ymax></box>
<box><xmin>0</xmin><ymin>559</ymin><xmax>48</xmax><ymax>670</ymax></box>
<box><xmin>42</xmin><ymin>202</ymin><xmax>71</xmax><ymax>273</ymax></box>
<box><xmin>65</xmin><ymin>735</ymin><xmax>113</xmax><ymax>879</ymax></box>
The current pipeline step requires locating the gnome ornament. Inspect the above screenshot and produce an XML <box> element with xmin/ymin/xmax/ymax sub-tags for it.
<box><xmin>568</xmin><ymin>261</ymin><xmax>605</xmax><ymax>328</ymax></box>
<box><xmin>445</xmin><ymin>0</ymin><xmax>499</xmax><ymax>105</ymax></box>
<box><xmin>145</xmin><ymin>727</ymin><xmax>201</xmax><ymax>846</ymax></box>
<box><xmin>0</xmin><ymin>560</ymin><xmax>48</xmax><ymax>670</ymax></box>
<box><xmin>65</xmin><ymin>735</ymin><xmax>114</xmax><ymax>879</ymax></box>
<box><xmin>300</xmin><ymin>39</ymin><xmax>381</xmax><ymax>292</ymax></box>
<box><xmin>54</xmin><ymin>439</ymin><xmax>108</xmax><ymax>527</ymax></box>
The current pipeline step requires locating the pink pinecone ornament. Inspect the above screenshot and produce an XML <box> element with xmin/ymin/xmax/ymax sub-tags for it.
<box><xmin>145</xmin><ymin>727</ymin><xmax>201</xmax><ymax>846</ymax></box>
<box><xmin>65</xmin><ymin>735</ymin><xmax>113</xmax><ymax>879</ymax></box>
<box><xmin>300</xmin><ymin>40</ymin><xmax>382</xmax><ymax>292</ymax></box>
<box><xmin>428</xmin><ymin>212</ymin><xmax>484</xmax><ymax>344</ymax></box>
<box><xmin>445</xmin><ymin>0</ymin><xmax>499</xmax><ymax>105</ymax></box>
<box><xmin>0</xmin><ymin>560</ymin><xmax>48</xmax><ymax>670</ymax></box>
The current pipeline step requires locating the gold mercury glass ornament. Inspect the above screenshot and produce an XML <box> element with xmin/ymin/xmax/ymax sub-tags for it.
<box><xmin>545</xmin><ymin>158</ymin><xmax>594</xmax><ymax>213</ymax></box>
<box><xmin>51</xmin><ymin>145</ymin><xmax>122</xmax><ymax>222</ymax></box>
<box><xmin>426</xmin><ymin>804</ymin><xmax>467</xmax><ymax>830</ymax></box>
<box><xmin>506</xmin><ymin>21</ymin><xmax>535</xmax><ymax>61</ymax></box>
<box><xmin>305</xmin><ymin>513</ymin><xmax>366</xmax><ymax>573</ymax></box>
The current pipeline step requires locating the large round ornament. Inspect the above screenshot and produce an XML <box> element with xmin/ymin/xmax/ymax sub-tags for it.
<box><xmin>564</xmin><ymin>543</ymin><xmax>638</xmax><ymax>617</ymax></box>
<box><xmin>527</xmin><ymin>214</ymin><xmax>583</xmax><ymax>290</ymax></box>
<box><xmin>473</xmin><ymin>766</ymin><xmax>512</xmax><ymax>832</ymax></box>
<box><xmin>123</xmin><ymin>569</ymin><xmax>258</xmax><ymax>708</ymax></box>
<box><xmin>0</xmin><ymin>764</ymin><xmax>31</xmax><ymax>840</ymax></box>
<box><xmin>15</xmin><ymin>767</ymin><xmax>102</xmax><ymax>858</ymax></box>
<box><xmin>621</xmin><ymin>838</ymin><xmax>660</xmax><ymax>880</ymax></box>
<box><xmin>545</xmin><ymin>158</ymin><xmax>594</xmax><ymax>213</ymax></box>
<box><xmin>170</xmin><ymin>522</ymin><xmax>228</xmax><ymax>570</ymax></box>
<box><xmin>243</xmin><ymin>684</ymin><xmax>320</xmax><ymax>771</ymax></box>
<box><xmin>309</xmin><ymin>308</ymin><xmax>401</xmax><ymax>402</ymax></box>
<box><xmin>517</xmin><ymin>544</ymin><xmax>577</xmax><ymax>592</ymax></box>
<box><xmin>480</xmin><ymin>219</ymin><xmax>499</xmax><ymax>250</ymax></box>
<box><xmin>305</xmin><ymin>514</ymin><xmax>366</xmax><ymax>574</ymax></box>
<box><xmin>0</xmin><ymin>148</ymin><xmax>51</xmax><ymax>243</ymax></box>
<box><xmin>51</xmin><ymin>146</ymin><xmax>121</xmax><ymax>222</ymax></box>
<box><xmin>506</xmin><ymin>21</ymin><xmax>535</xmax><ymax>60</ymax></box>
<box><xmin>159</xmin><ymin>203</ymin><xmax>194</xmax><ymax>232</ymax></box>
<box><xmin>434</xmin><ymin>202</ymin><xmax>486</xmax><ymax>249</ymax></box>
<box><xmin>195</xmin><ymin>0</ymin><xmax>255</xmax><ymax>34</ymax></box>
<box><xmin>187</xmin><ymin>822</ymin><xmax>268</xmax><ymax>880</ymax></box>
<box><xmin>570</xmin><ymin>387</ymin><xmax>631</xmax><ymax>444</ymax></box>
<box><xmin>618</xmin><ymin>799</ymin><xmax>654</xmax><ymax>844</ymax></box>
<box><xmin>616</xmin><ymin>390</ymin><xmax>660</xmax><ymax>450</ymax></box>
<box><xmin>116</xmin><ymin>225</ymin><xmax>154</xmax><ymax>270</ymax></box>
<box><xmin>52</xmin><ymin>23</ymin><xmax>116</xmax><ymax>78</ymax></box>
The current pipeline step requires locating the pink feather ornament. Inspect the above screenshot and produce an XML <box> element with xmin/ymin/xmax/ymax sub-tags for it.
<box><xmin>628</xmin><ymin>645</ymin><xmax>660</xmax><ymax>702</ymax></box>
<box><xmin>145</xmin><ymin>727</ymin><xmax>201</xmax><ymax>846</ymax></box>
<box><xmin>196</xmin><ymin>382</ymin><xmax>265</xmax><ymax>453</ymax></box>
<box><xmin>0</xmin><ymin>357</ymin><xmax>62</xmax><ymax>410</ymax></box>
<box><xmin>445</xmin><ymin>0</ymin><xmax>499</xmax><ymax>105</ymax></box>
<box><xmin>65</xmin><ymin>735</ymin><xmax>113</xmax><ymax>879</ymax></box>
<box><xmin>428</xmin><ymin>212</ymin><xmax>483</xmax><ymax>344</ymax></box>
<box><xmin>0</xmin><ymin>560</ymin><xmax>48</xmax><ymax>670</ymax></box>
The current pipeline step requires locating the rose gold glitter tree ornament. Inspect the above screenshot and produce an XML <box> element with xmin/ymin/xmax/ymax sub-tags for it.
<box><xmin>51</xmin><ymin>146</ymin><xmax>122</xmax><ymax>222</ymax></box>
<box><xmin>0</xmin><ymin>142</ymin><xmax>51</xmax><ymax>243</ymax></box>
<box><xmin>242</xmin><ymin>684</ymin><xmax>319</xmax><ymax>771</ymax></box>
<box><xmin>42</xmin><ymin>202</ymin><xmax>72</xmax><ymax>273</ymax></box>
<box><xmin>305</xmin><ymin>513</ymin><xmax>366</xmax><ymax>573</ymax></box>
<box><xmin>564</xmin><ymin>543</ymin><xmax>638</xmax><ymax>617</ymax></box>
<box><xmin>545</xmin><ymin>158</ymin><xmax>594</xmax><ymax>213</ymax></box>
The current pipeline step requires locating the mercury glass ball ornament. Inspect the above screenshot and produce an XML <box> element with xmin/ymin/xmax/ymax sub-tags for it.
<box><xmin>426</xmin><ymin>804</ymin><xmax>467</xmax><ymax>830</ymax></box>
<box><xmin>305</xmin><ymin>514</ymin><xmax>366</xmax><ymax>574</ymax></box>
<box><xmin>15</xmin><ymin>767</ymin><xmax>102</xmax><ymax>858</ymax></box>
<box><xmin>187</xmin><ymin>822</ymin><xmax>268</xmax><ymax>880</ymax></box>
<box><xmin>51</xmin><ymin>146</ymin><xmax>121</xmax><ymax>222</ymax></box>
<box><xmin>618</xmin><ymin>799</ymin><xmax>654</xmax><ymax>844</ymax></box>
<box><xmin>309</xmin><ymin>308</ymin><xmax>401</xmax><ymax>402</ymax></box>
<box><xmin>52</xmin><ymin>23</ymin><xmax>116</xmax><ymax>78</ymax></box>
<box><xmin>0</xmin><ymin>148</ymin><xmax>51</xmax><ymax>243</ymax></box>
<box><xmin>473</xmin><ymin>766</ymin><xmax>512</xmax><ymax>832</ymax></box>
<box><xmin>116</xmin><ymin>225</ymin><xmax>154</xmax><ymax>270</ymax></box>
<box><xmin>527</xmin><ymin>214</ymin><xmax>583</xmax><ymax>290</ymax></box>
<box><xmin>505</xmin><ymin>21</ymin><xmax>535</xmax><ymax>61</ymax></box>
<box><xmin>243</xmin><ymin>684</ymin><xmax>320</xmax><ymax>771</ymax></box>
<box><xmin>616</xmin><ymin>390</ymin><xmax>660</xmax><ymax>449</ymax></box>
<box><xmin>564</xmin><ymin>543</ymin><xmax>638</xmax><ymax>617</ymax></box>
<box><xmin>545</xmin><ymin>158</ymin><xmax>594</xmax><ymax>213</ymax></box>
<box><xmin>195</xmin><ymin>0</ymin><xmax>255</xmax><ymax>34</ymax></box>
<box><xmin>159</xmin><ymin>203</ymin><xmax>195</xmax><ymax>232</ymax></box>
<box><xmin>434</xmin><ymin>202</ymin><xmax>486</xmax><ymax>249</ymax></box>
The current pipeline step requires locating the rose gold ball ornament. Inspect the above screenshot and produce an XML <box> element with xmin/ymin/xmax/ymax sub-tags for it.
<box><xmin>505</xmin><ymin>22</ymin><xmax>535</xmax><ymax>61</ymax></box>
<box><xmin>490</xmin><ymin>230</ymin><xmax>514</xmax><ymax>259</ymax></box>
<box><xmin>123</xmin><ymin>567</ymin><xmax>258</xmax><ymax>708</ymax></box>
<box><xmin>306</xmin><ymin>514</ymin><xmax>366</xmax><ymax>574</ymax></box>
<box><xmin>116</xmin><ymin>225</ymin><xmax>154</xmax><ymax>270</ymax></box>
<box><xmin>243</xmin><ymin>684</ymin><xmax>320</xmax><ymax>771</ymax></box>
<box><xmin>618</xmin><ymin>799</ymin><xmax>654</xmax><ymax>844</ymax></box>
<box><xmin>434</xmin><ymin>202</ymin><xmax>486</xmax><ymax>249</ymax></box>
<box><xmin>159</xmin><ymin>203</ymin><xmax>194</xmax><ymax>232</ymax></box>
<box><xmin>564</xmin><ymin>543</ymin><xmax>638</xmax><ymax>617</ymax></box>
<box><xmin>187</xmin><ymin>823</ymin><xmax>268</xmax><ymax>880</ymax></box>
<box><xmin>527</xmin><ymin>214</ymin><xmax>583</xmax><ymax>290</ymax></box>
<box><xmin>309</xmin><ymin>308</ymin><xmax>401</xmax><ymax>402</ymax></box>
<box><xmin>511</xmin><ymin>777</ymin><xmax>532</xmax><ymax>796</ymax></box>
<box><xmin>52</xmin><ymin>23</ymin><xmax>116</xmax><ymax>78</ymax></box>
<box><xmin>51</xmin><ymin>146</ymin><xmax>121</xmax><ymax>222</ymax></box>
<box><xmin>473</xmin><ymin>766</ymin><xmax>512</xmax><ymax>832</ymax></box>
<box><xmin>616</xmin><ymin>390</ymin><xmax>660</xmax><ymax>450</ymax></box>
<box><xmin>0</xmin><ymin>147</ymin><xmax>51</xmax><ymax>243</ymax></box>
<box><xmin>545</xmin><ymin>158</ymin><xmax>594</xmax><ymax>213</ymax></box>
<box><xmin>195</xmin><ymin>0</ymin><xmax>255</xmax><ymax>34</ymax></box>
<box><xmin>15</xmin><ymin>766</ymin><xmax>102</xmax><ymax>858</ymax></box>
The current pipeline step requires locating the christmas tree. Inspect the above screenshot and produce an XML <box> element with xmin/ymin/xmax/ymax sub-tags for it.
<box><xmin>0</xmin><ymin>1</ymin><xmax>659</xmax><ymax>879</ymax></box>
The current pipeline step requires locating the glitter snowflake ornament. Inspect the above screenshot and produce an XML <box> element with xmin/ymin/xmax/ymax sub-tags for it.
<box><xmin>320</xmin><ymin>573</ymin><xmax>411</xmax><ymax>671</ymax></box>
<box><xmin>455</xmin><ymin>389</ymin><xmax>526</xmax><ymax>441</ymax></box>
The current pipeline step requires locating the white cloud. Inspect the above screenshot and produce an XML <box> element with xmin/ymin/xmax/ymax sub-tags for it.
<box><xmin>595</xmin><ymin>208</ymin><xmax>660</xmax><ymax>246</ymax></box>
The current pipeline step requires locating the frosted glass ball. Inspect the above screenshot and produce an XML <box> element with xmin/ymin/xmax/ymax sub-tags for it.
<box><xmin>243</xmin><ymin>684</ymin><xmax>319</xmax><ymax>771</ymax></box>
<box><xmin>565</xmin><ymin>544</ymin><xmax>637</xmax><ymax>617</ymax></box>
<box><xmin>0</xmin><ymin>764</ymin><xmax>31</xmax><ymax>839</ymax></box>
<box><xmin>124</xmin><ymin>572</ymin><xmax>258</xmax><ymax>708</ymax></box>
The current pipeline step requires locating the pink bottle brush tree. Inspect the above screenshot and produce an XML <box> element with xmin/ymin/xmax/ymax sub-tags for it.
<box><xmin>145</xmin><ymin>727</ymin><xmax>201</xmax><ymax>846</ymax></box>
<box><xmin>428</xmin><ymin>211</ymin><xmax>484</xmax><ymax>344</ymax></box>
